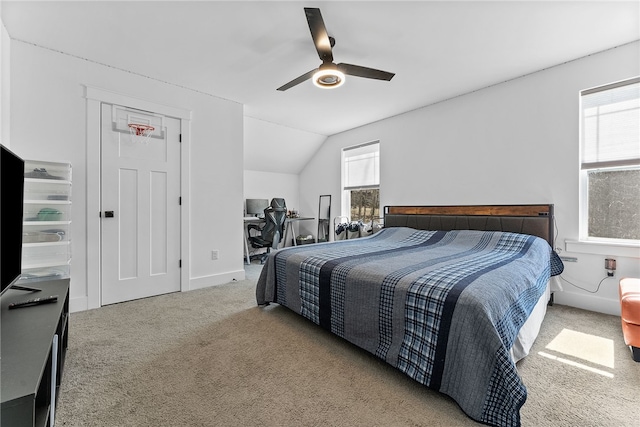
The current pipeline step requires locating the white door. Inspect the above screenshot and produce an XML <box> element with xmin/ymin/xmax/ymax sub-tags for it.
<box><xmin>100</xmin><ymin>104</ymin><xmax>181</xmax><ymax>305</ymax></box>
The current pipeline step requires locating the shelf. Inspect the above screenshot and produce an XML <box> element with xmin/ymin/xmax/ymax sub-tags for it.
<box><xmin>34</xmin><ymin>404</ymin><xmax>51</xmax><ymax>427</ymax></box>
<box><xmin>24</xmin><ymin>221</ymin><xmax>71</xmax><ymax>226</ymax></box>
<box><xmin>21</xmin><ymin>159</ymin><xmax>72</xmax><ymax>285</ymax></box>
<box><xmin>24</xmin><ymin>200</ymin><xmax>71</xmax><ymax>205</ymax></box>
<box><xmin>24</xmin><ymin>178</ymin><xmax>72</xmax><ymax>185</ymax></box>
<box><xmin>22</xmin><ymin>262</ymin><xmax>71</xmax><ymax>270</ymax></box>
<box><xmin>23</xmin><ymin>241</ymin><xmax>71</xmax><ymax>248</ymax></box>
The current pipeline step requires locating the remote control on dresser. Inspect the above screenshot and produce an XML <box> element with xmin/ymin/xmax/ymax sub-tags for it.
<box><xmin>8</xmin><ymin>295</ymin><xmax>58</xmax><ymax>309</ymax></box>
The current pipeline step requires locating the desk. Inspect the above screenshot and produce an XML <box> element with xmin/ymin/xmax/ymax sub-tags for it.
<box><xmin>284</xmin><ymin>217</ymin><xmax>315</xmax><ymax>248</ymax></box>
<box><xmin>243</xmin><ymin>216</ymin><xmax>315</xmax><ymax>264</ymax></box>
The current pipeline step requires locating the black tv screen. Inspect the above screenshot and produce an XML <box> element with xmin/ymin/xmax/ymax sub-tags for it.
<box><xmin>1</xmin><ymin>144</ymin><xmax>25</xmax><ymax>295</ymax></box>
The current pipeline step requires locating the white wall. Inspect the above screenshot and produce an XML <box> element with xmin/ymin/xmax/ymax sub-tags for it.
<box><xmin>300</xmin><ymin>41</ymin><xmax>640</xmax><ymax>316</ymax></box>
<box><xmin>9</xmin><ymin>41</ymin><xmax>245</xmax><ymax>312</ymax></box>
<box><xmin>243</xmin><ymin>169</ymin><xmax>300</xmax><ymax>215</ymax></box>
<box><xmin>244</xmin><ymin>117</ymin><xmax>326</xmax><ymax>175</ymax></box>
<box><xmin>1</xmin><ymin>18</ymin><xmax>10</xmax><ymax>145</ymax></box>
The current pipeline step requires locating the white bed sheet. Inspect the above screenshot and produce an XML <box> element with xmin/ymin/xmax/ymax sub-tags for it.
<box><xmin>511</xmin><ymin>282</ymin><xmax>551</xmax><ymax>363</ymax></box>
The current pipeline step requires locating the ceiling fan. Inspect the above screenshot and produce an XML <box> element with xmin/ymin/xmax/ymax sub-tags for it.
<box><xmin>277</xmin><ymin>7</ymin><xmax>395</xmax><ymax>91</ymax></box>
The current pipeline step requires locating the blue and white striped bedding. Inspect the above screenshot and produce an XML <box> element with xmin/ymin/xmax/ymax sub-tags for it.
<box><xmin>256</xmin><ymin>227</ymin><xmax>557</xmax><ymax>427</ymax></box>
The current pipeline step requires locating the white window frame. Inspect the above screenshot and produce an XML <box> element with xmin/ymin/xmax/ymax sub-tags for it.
<box><xmin>341</xmin><ymin>141</ymin><xmax>380</xmax><ymax>222</ymax></box>
<box><xmin>571</xmin><ymin>77</ymin><xmax>640</xmax><ymax>256</ymax></box>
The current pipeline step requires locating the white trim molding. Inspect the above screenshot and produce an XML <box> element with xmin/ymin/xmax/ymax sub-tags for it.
<box><xmin>565</xmin><ymin>239</ymin><xmax>640</xmax><ymax>258</ymax></box>
<box><xmin>84</xmin><ymin>86</ymin><xmax>192</xmax><ymax>309</ymax></box>
<box><xmin>554</xmin><ymin>290</ymin><xmax>621</xmax><ymax>317</ymax></box>
<box><xmin>85</xmin><ymin>86</ymin><xmax>191</xmax><ymax>119</ymax></box>
<box><xmin>189</xmin><ymin>270</ymin><xmax>247</xmax><ymax>291</ymax></box>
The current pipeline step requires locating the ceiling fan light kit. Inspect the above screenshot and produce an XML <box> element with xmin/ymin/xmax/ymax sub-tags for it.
<box><xmin>277</xmin><ymin>7</ymin><xmax>395</xmax><ymax>91</ymax></box>
<box><xmin>313</xmin><ymin>65</ymin><xmax>345</xmax><ymax>89</ymax></box>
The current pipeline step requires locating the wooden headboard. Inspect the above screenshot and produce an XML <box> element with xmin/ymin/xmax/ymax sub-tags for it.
<box><xmin>383</xmin><ymin>205</ymin><xmax>554</xmax><ymax>247</ymax></box>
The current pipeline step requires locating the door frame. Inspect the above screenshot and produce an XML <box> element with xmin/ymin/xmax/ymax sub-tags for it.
<box><xmin>85</xmin><ymin>86</ymin><xmax>192</xmax><ymax>310</ymax></box>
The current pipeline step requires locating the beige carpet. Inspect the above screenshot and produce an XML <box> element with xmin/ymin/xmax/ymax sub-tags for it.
<box><xmin>55</xmin><ymin>264</ymin><xmax>639</xmax><ymax>426</ymax></box>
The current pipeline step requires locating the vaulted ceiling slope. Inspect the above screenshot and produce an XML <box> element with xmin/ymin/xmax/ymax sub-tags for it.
<box><xmin>2</xmin><ymin>1</ymin><xmax>639</xmax><ymax>172</ymax></box>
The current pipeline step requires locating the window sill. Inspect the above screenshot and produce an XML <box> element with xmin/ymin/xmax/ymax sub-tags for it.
<box><xmin>565</xmin><ymin>239</ymin><xmax>640</xmax><ymax>258</ymax></box>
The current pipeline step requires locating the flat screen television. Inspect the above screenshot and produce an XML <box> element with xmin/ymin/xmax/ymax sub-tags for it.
<box><xmin>1</xmin><ymin>144</ymin><xmax>26</xmax><ymax>295</ymax></box>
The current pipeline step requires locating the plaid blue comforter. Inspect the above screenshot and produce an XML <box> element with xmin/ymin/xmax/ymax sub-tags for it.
<box><xmin>256</xmin><ymin>227</ymin><xmax>555</xmax><ymax>427</ymax></box>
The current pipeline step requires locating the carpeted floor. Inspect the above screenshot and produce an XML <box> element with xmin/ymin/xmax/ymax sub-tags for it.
<box><xmin>55</xmin><ymin>262</ymin><xmax>639</xmax><ymax>426</ymax></box>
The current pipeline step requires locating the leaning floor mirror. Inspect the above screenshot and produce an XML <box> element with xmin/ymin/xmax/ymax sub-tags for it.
<box><xmin>317</xmin><ymin>195</ymin><xmax>331</xmax><ymax>243</ymax></box>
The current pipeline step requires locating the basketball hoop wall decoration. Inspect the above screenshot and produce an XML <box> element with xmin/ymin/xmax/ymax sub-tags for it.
<box><xmin>128</xmin><ymin>123</ymin><xmax>155</xmax><ymax>144</ymax></box>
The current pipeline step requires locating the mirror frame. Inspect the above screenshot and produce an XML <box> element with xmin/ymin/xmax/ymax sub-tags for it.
<box><xmin>317</xmin><ymin>195</ymin><xmax>331</xmax><ymax>243</ymax></box>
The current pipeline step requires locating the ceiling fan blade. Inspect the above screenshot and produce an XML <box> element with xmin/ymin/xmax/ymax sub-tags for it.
<box><xmin>277</xmin><ymin>69</ymin><xmax>317</xmax><ymax>91</ymax></box>
<box><xmin>338</xmin><ymin>63</ymin><xmax>395</xmax><ymax>81</ymax></box>
<box><xmin>304</xmin><ymin>7</ymin><xmax>333</xmax><ymax>63</ymax></box>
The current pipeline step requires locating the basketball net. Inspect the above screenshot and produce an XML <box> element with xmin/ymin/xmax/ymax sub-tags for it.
<box><xmin>128</xmin><ymin>123</ymin><xmax>155</xmax><ymax>145</ymax></box>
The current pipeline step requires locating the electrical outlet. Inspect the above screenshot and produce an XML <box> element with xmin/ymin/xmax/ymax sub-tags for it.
<box><xmin>605</xmin><ymin>258</ymin><xmax>616</xmax><ymax>277</ymax></box>
<box><xmin>211</xmin><ymin>250</ymin><xmax>219</xmax><ymax>260</ymax></box>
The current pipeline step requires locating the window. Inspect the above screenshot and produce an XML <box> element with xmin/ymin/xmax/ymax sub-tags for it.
<box><xmin>342</xmin><ymin>141</ymin><xmax>380</xmax><ymax>223</ymax></box>
<box><xmin>580</xmin><ymin>77</ymin><xmax>640</xmax><ymax>242</ymax></box>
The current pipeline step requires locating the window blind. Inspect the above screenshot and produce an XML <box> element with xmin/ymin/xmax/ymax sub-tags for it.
<box><xmin>343</xmin><ymin>142</ymin><xmax>379</xmax><ymax>190</ymax></box>
<box><xmin>581</xmin><ymin>77</ymin><xmax>640</xmax><ymax>169</ymax></box>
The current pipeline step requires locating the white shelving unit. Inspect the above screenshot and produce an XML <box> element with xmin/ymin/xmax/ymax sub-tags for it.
<box><xmin>19</xmin><ymin>160</ymin><xmax>72</xmax><ymax>283</ymax></box>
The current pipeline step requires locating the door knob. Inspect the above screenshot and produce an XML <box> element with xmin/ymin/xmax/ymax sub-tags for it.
<box><xmin>104</xmin><ymin>211</ymin><xmax>115</xmax><ymax>218</ymax></box>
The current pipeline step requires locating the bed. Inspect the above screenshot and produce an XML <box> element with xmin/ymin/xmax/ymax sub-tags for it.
<box><xmin>256</xmin><ymin>204</ymin><xmax>562</xmax><ymax>427</ymax></box>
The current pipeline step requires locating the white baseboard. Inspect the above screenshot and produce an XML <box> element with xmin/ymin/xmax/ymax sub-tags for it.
<box><xmin>70</xmin><ymin>269</ymin><xmax>247</xmax><ymax>313</ymax></box>
<box><xmin>69</xmin><ymin>296</ymin><xmax>88</xmax><ymax>313</ymax></box>
<box><xmin>553</xmin><ymin>291</ymin><xmax>620</xmax><ymax>316</ymax></box>
<box><xmin>188</xmin><ymin>269</ymin><xmax>246</xmax><ymax>291</ymax></box>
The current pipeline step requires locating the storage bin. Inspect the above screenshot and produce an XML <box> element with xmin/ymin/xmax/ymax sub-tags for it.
<box><xmin>23</xmin><ymin>204</ymin><xmax>70</xmax><ymax>222</ymax></box>
<box><xmin>23</xmin><ymin>229</ymin><xmax>66</xmax><ymax>243</ymax></box>
<box><xmin>296</xmin><ymin>235</ymin><xmax>316</xmax><ymax>245</ymax></box>
<box><xmin>24</xmin><ymin>160</ymin><xmax>71</xmax><ymax>181</ymax></box>
<box><xmin>24</xmin><ymin>181</ymin><xmax>71</xmax><ymax>201</ymax></box>
<box><xmin>19</xmin><ymin>265</ymin><xmax>71</xmax><ymax>283</ymax></box>
<box><xmin>22</xmin><ymin>242</ymin><xmax>71</xmax><ymax>269</ymax></box>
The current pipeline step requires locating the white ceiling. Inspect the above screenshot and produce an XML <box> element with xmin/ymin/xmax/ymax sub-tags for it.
<box><xmin>2</xmin><ymin>1</ymin><xmax>639</xmax><ymax>173</ymax></box>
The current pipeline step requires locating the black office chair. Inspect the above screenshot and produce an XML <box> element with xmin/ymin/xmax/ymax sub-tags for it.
<box><xmin>247</xmin><ymin>198</ymin><xmax>287</xmax><ymax>263</ymax></box>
